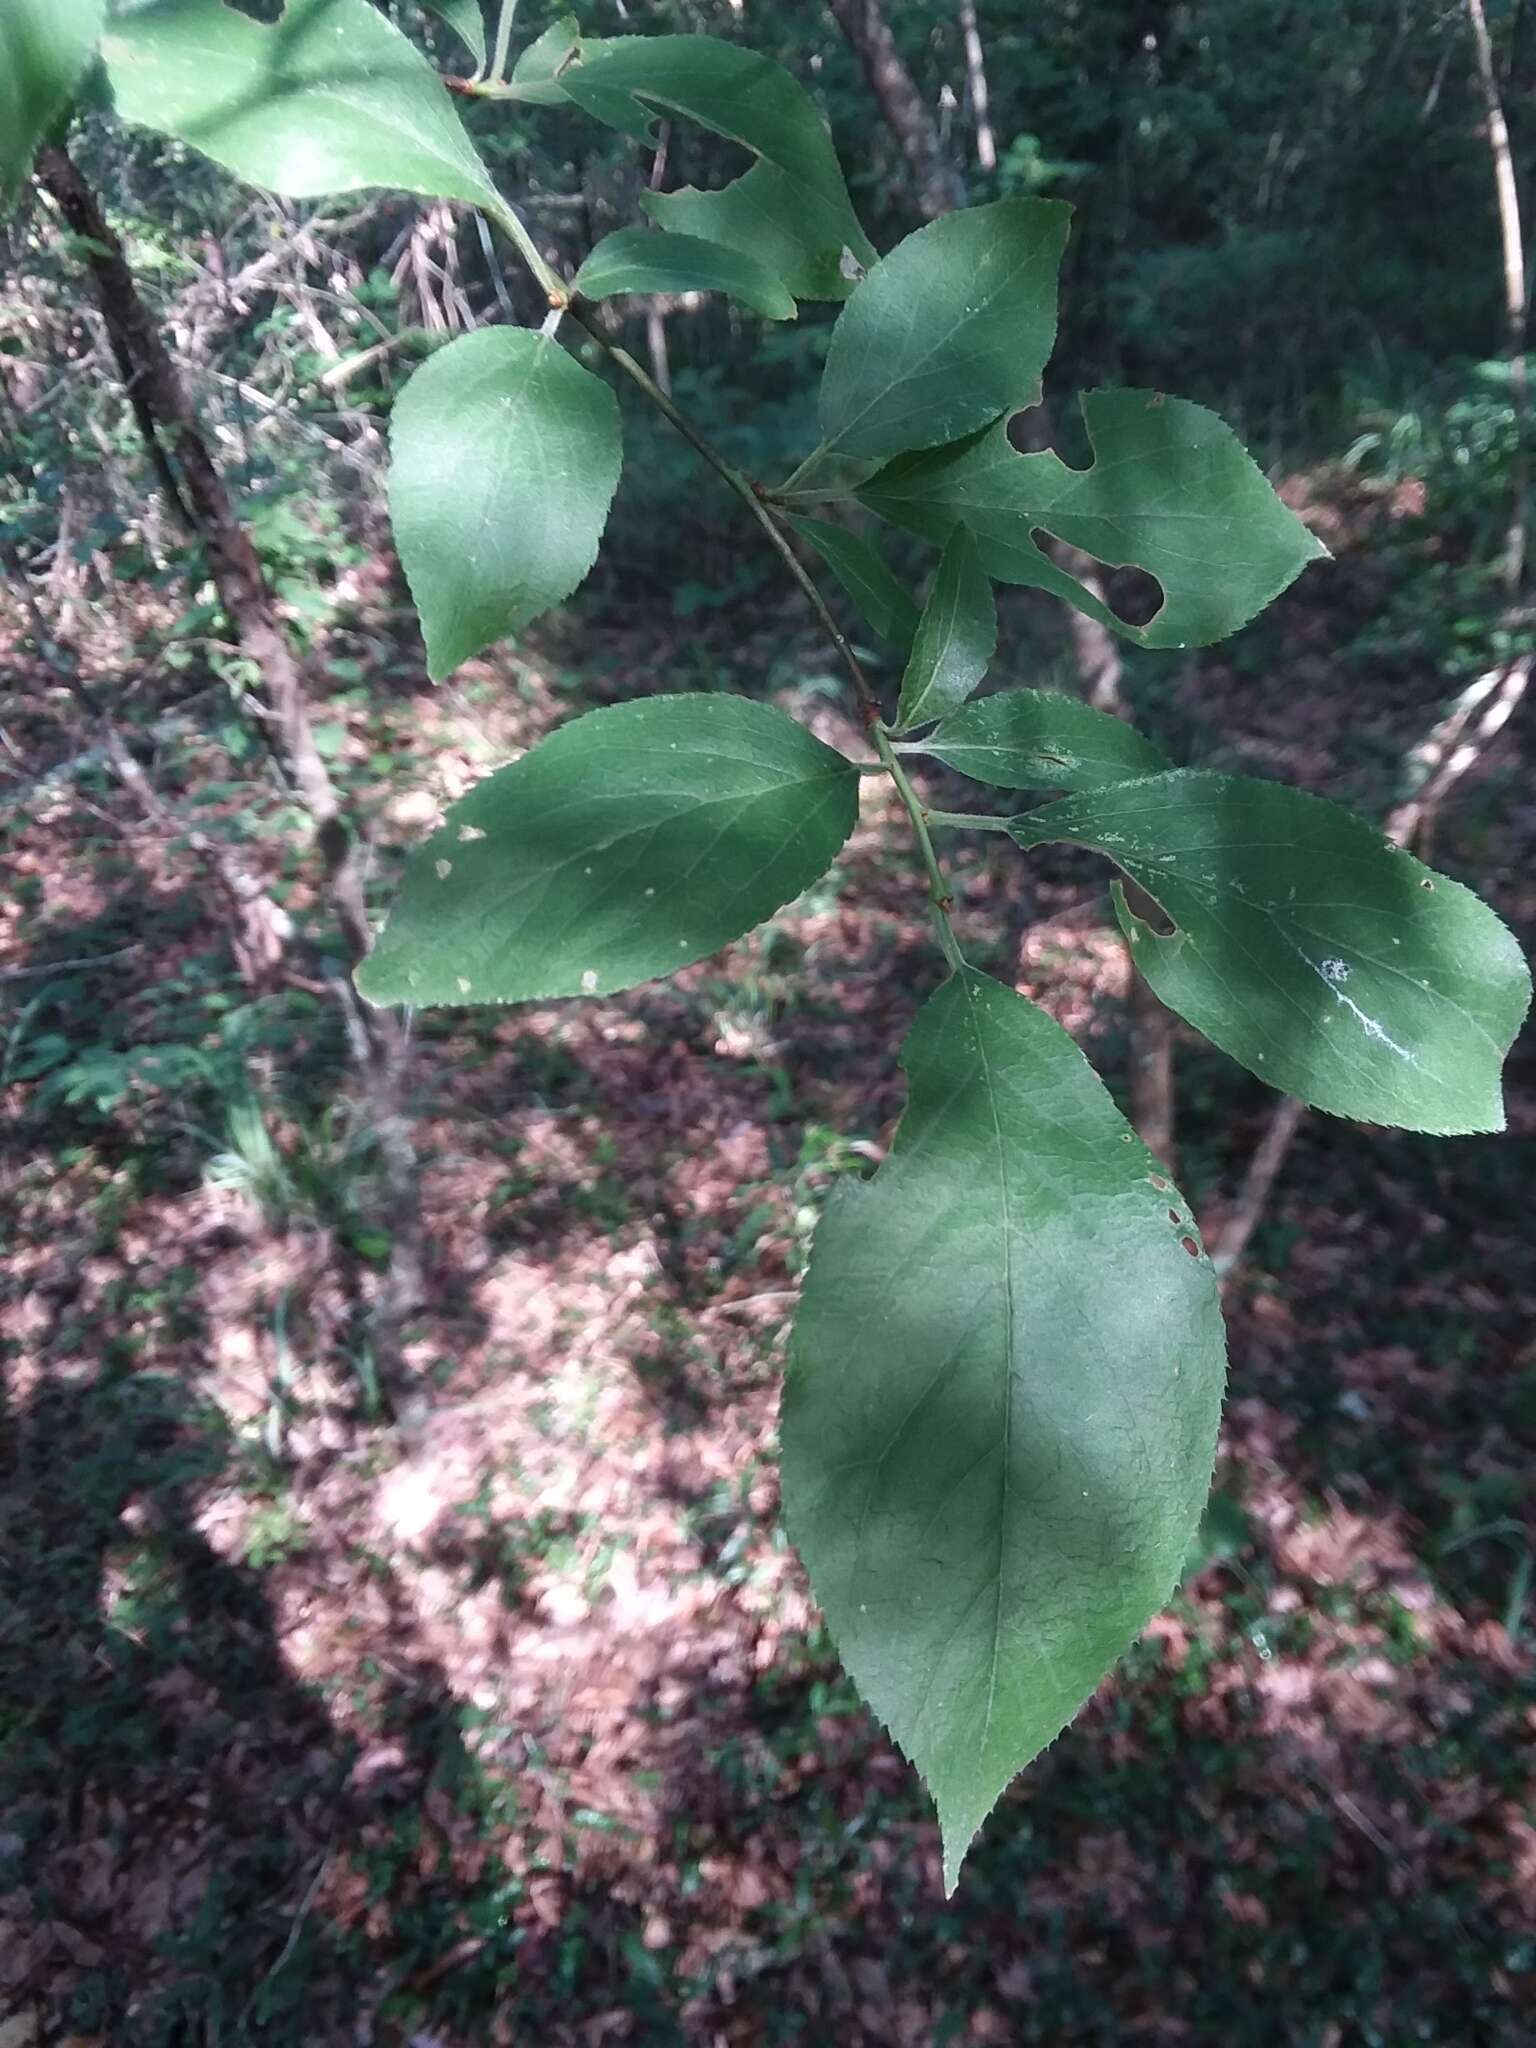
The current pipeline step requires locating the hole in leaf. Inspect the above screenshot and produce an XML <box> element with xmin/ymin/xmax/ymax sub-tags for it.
<box><xmin>1108</xmin><ymin>565</ymin><xmax>1164</xmax><ymax>628</ymax></box>
<box><xmin>1180</xmin><ymin>1235</ymin><xmax>1201</xmax><ymax>1260</ymax></box>
<box><xmin>1031</xmin><ymin>530</ymin><xmax>1166</xmax><ymax>631</ymax></box>
<box><xmin>1123</xmin><ymin>880</ymin><xmax>1177</xmax><ymax>937</ymax></box>
<box><xmin>1148</xmin><ymin>1173</ymin><xmax>1170</xmax><ymax>1191</ymax></box>
<box><xmin>1167</xmin><ymin>1208</ymin><xmax>1181</xmax><ymax>1226</ymax></box>
<box><xmin>1005</xmin><ymin>405</ymin><xmax>1052</xmax><ymax>455</ymax></box>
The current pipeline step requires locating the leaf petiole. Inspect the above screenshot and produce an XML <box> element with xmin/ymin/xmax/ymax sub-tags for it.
<box><xmin>878</xmin><ymin>733</ymin><xmax>967</xmax><ymax>971</ymax></box>
<box><xmin>925</xmin><ymin>809</ymin><xmax>1018</xmax><ymax>833</ymax></box>
<box><xmin>488</xmin><ymin>0</ymin><xmax>519</xmax><ymax>85</ymax></box>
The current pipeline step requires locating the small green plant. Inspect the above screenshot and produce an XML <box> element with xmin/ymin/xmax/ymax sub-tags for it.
<box><xmin>204</xmin><ymin>1094</ymin><xmax>300</xmax><ymax>1229</ymax></box>
<box><xmin>8</xmin><ymin>0</ymin><xmax>1529</xmax><ymax>1891</ymax></box>
<box><xmin>203</xmin><ymin>1090</ymin><xmax>379</xmax><ymax>1241</ymax></box>
<box><xmin>241</xmin><ymin>1495</ymin><xmax>309</xmax><ymax>1570</ymax></box>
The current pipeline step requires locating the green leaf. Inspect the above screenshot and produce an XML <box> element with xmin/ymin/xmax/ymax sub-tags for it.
<box><xmin>924</xmin><ymin>689</ymin><xmax>1172</xmax><ymax>791</ymax></box>
<box><xmin>895</xmin><ymin>527</ymin><xmax>997</xmax><ymax>731</ymax></box>
<box><xmin>102</xmin><ymin>0</ymin><xmax>498</xmax><ymax>209</ymax></box>
<box><xmin>573</xmin><ymin>226</ymin><xmax>796</xmax><ymax>322</ymax></box>
<box><xmin>1010</xmin><ymin>772</ymin><xmax>1532</xmax><ymax>1133</ymax></box>
<box><xmin>388</xmin><ymin>327</ymin><xmax>622</xmax><ymax>681</ymax></box>
<box><xmin>357</xmin><ymin>696</ymin><xmax>860</xmax><ymax>1007</ymax></box>
<box><xmin>645</xmin><ymin>171</ymin><xmax>859</xmax><ymax>308</ymax></box>
<box><xmin>790</xmin><ymin>515</ymin><xmax>920</xmax><ymax>650</ymax></box>
<box><xmin>861</xmin><ymin>390</ymin><xmax>1329</xmax><ymax>649</ymax></box>
<box><xmin>818</xmin><ymin>200</ymin><xmax>1071</xmax><ymax>461</ymax></box>
<box><xmin>782</xmin><ymin>968</ymin><xmax>1226</xmax><ymax>1891</ymax></box>
<box><xmin>504</xmin><ymin>17</ymin><xmax>581</xmax><ymax>107</ymax></box>
<box><xmin>420</xmin><ymin>0</ymin><xmax>486</xmax><ymax>72</ymax></box>
<box><xmin>558</xmin><ymin>35</ymin><xmax>875</xmax><ymax>303</ymax></box>
<box><xmin>1</xmin><ymin>0</ymin><xmax>104</xmax><ymax>212</ymax></box>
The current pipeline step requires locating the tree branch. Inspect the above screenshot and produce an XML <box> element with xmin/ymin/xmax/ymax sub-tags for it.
<box><xmin>35</xmin><ymin>142</ymin><xmax>425</xmax><ymax>1414</ymax></box>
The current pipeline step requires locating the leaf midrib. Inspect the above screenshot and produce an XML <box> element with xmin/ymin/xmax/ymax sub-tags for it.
<box><xmin>964</xmin><ymin>973</ymin><xmax>1017</xmax><ymax>1755</ymax></box>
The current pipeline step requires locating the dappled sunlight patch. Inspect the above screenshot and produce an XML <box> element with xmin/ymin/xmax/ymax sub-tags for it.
<box><xmin>1016</xmin><ymin>912</ymin><xmax>1132</xmax><ymax>1031</ymax></box>
<box><xmin>3</xmin><ymin>473</ymin><xmax>1532</xmax><ymax>2036</ymax></box>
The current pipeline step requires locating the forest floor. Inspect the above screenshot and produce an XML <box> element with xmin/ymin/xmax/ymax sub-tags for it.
<box><xmin>2</xmin><ymin>483</ymin><xmax>1534</xmax><ymax>2047</ymax></box>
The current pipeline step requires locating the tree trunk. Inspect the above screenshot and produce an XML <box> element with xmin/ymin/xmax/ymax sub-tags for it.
<box><xmin>826</xmin><ymin>0</ymin><xmax>967</xmax><ymax>220</ymax></box>
<box><xmin>645</xmin><ymin>119</ymin><xmax>674</xmax><ymax>395</ymax></box>
<box><xmin>35</xmin><ymin>143</ymin><xmax>425</xmax><ymax>1414</ymax></box>
<box><xmin>957</xmin><ymin>2</ymin><xmax>998</xmax><ymax>171</ymax></box>
<box><xmin>1464</xmin><ymin>0</ymin><xmax>1529</xmax><ymax>595</ymax></box>
<box><xmin>1213</xmin><ymin>7</ymin><xmax>1530</xmax><ymax>1276</ymax></box>
<box><xmin>2</xmin><ymin>532</ymin><xmax>293</xmax><ymax>991</ymax></box>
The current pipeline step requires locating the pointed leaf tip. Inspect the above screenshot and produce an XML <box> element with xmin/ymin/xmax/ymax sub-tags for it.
<box><xmin>388</xmin><ymin>327</ymin><xmax>622</xmax><ymax>680</ymax></box>
<box><xmin>358</xmin><ymin>695</ymin><xmax>860</xmax><ymax>1008</ymax></box>
<box><xmin>561</xmin><ymin>35</ymin><xmax>873</xmax><ymax>305</ymax></box>
<box><xmin>820</xmin><ymin>199</ymin><xmax>1071</xmax><ymax>460</ymax></box>
<box><xmin>861</xmin><ymin>388</ymin><xmax>1326</xmax><ymax>649</ymax></box>
<box><xmin>1012</xmin><ymin>772</ymin><xmax>1531</xmax><ymax>1133</ymax></box>
<box><xmin>783</xmin><ymin>970</ymin><xmax>1226</xmax><ymax>1887</ymax></box>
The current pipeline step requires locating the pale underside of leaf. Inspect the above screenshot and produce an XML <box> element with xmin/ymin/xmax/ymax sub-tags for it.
<box><xmin>2</xmin><ymin>0</ymin><xmax>105</xmax><ymax>212</ymax></box>
<box><xmin>102</xmin><ymin>0</ymin><xmax>498</xmax><ymax>209</ymax></box>
<box><xmin>573</xmin><ymin>226</ymin><xmax>796</xmax><ymax>322</ymax></box>
<box><xmin>782</xmin><ymin>970</ymin><xmax>1227</xmax><ymax>1890</ymax></box>
<box><xmin>1011</xmin><ymin>772</ymin><xmax>1532</xmax><ymax>1132</ymax></box>
<box><xmin>388</xmin><ymin>327</ymin><xmax>622</xmax><ymax>680</ymax></box>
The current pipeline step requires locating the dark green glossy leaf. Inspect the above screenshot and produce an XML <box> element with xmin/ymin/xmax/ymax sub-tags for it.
<box><xmin>791</xmin><ymin>515</ymin><xmax>920</xmax><ymax>650</ymax></box>
<box><xmin>557</xmin><ymin>35</ymin><xmax>874</xmax><ymax>302</ymax></box>
<box><xmin>357</xmin><ymin>696</ymin><xmax>860</xmax><ymax>1007</ymax></box>
<box><xmin>388</xmin><ymin>327</ymin><xmax>622</xmax><ymax>681</ymax></box>
<box><xmin>862</xmin><ymin>390</ymin><xmax>1329</xmax><ymax>649</ymax></box>
<box><xmin>895</xmin><ymin>526</ymin><xmax>997</xmax><ymax>730</ymax></box>
<box><xmin>783</xmin><ymin>968</ymin><xmax>1226</xmax><ymax>1891</ymax></box>
<box><xmin>574</xmin><ymin>227</ymin><xmax>796</xmax><ymax>322</ymax></box>
<box><xmin>925</xmin><ymin>689</ymin><xmax>1172</xmax><ymax>791</ymax></box>
<box><xmin>102</xmin><ymin>0</ymin><xmax>498</xmax><ymax>208</ymax></box>
<box><xmin>2</xmin><ymin>0</ymin><xmax>104</xmax><ymax>211</ymax></box>
<box><xmin>1010</xmin><ymin>772</ymin><xmax>1532</xmax><ymax>1132</ymax></box>
<box><xmin>818</xmin><ymin>200</ymin><xmax>1070</xmax><ymax>460</ymax></box>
